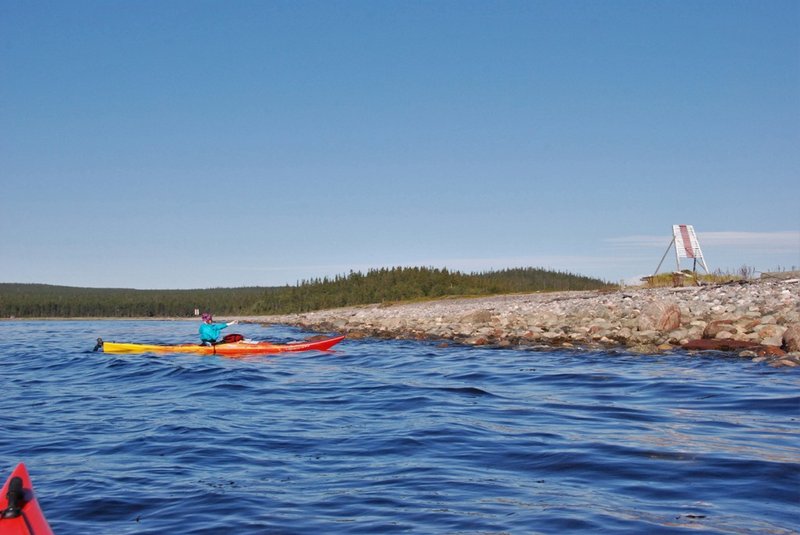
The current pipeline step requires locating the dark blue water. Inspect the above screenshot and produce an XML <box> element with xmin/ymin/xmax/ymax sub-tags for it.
<box><xmin>1</xmin><ymin>320</ymin><xmax>798</xmax><ymax>534</ymax></box>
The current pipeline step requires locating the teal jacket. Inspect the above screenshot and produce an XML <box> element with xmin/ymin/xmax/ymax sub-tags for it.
<box><xmin>199</xmin><ymin>322</ymin><xmax>228</xmax><ymax>343</ymax></box>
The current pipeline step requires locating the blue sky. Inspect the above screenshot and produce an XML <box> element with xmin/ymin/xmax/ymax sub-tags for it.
<box><xmin>2</xmin><ymin>1</ymin><xmax>798</xmax><ymax>289</ymax></box>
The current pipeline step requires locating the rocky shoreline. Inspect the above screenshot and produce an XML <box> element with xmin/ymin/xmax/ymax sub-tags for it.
<box><xmin>245</xmin><ymin>278</ymin><xmax>800</xmax><ymax>367</ymax></box>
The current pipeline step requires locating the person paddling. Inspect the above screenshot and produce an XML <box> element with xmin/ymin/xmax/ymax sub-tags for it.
<box><xmin>199</xmin><ymin>313</ymin><xmax>238</xmax><ymax>345</ymax></box>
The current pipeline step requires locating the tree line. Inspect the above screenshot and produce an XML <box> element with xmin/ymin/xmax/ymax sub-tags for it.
<box><xmin>0</xmin><ymin>267</ymin><xmax>612</xmax><ymax>318</ymax></box>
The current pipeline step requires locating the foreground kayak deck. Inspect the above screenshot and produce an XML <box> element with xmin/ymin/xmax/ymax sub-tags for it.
<box><xmin>0</xmin><ymin>463</ymin><xmax>54</xmax><ymax>535</ymax></box>
<box><xmin>101</xmin><ymin>335</ymin><xmax>345</xmax><ymax>356</ymax></box>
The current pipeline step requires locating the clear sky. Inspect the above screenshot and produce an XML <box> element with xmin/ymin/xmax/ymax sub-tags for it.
<box><xmin>2</xmin><ymin>1</ymin><xmax>799</xmax><ymax>289</ymax></box>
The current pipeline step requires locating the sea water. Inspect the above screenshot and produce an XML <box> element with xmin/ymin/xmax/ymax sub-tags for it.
<box><xmin>1</xmin><ymin>320</ymin><xmax>798</xmax><ymax>534</ymax></box>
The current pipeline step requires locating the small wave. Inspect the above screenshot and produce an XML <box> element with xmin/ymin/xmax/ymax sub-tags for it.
<box><xmin>1</xmin><ymin>320</ymin><xmax>798</xmax><ymax>534</ymax></box>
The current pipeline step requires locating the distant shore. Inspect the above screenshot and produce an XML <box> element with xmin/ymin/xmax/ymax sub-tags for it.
<box><xmin>4</xmin><ymin>279</ymin><xmax>798</xmax><ymax>367</ymax></box>
<box><xmin>241</xmin><ymin>278</ymin><xmax>800</xmax><ymax>368</ymax></box>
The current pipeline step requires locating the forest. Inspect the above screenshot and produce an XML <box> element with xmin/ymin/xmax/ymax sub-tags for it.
<box><xmin>0</xmin><ymin>267</ymin><xmax>613</xmax><ymax>318</ymax></box>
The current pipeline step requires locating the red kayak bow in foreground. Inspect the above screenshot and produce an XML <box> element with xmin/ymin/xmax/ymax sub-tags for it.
<box><xmin>1</xmin><ymin>463</ymin><xmax>53</xmax><ymax>535</ymax></box>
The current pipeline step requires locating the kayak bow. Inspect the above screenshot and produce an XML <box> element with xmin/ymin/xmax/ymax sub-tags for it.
<box><xmin>1</xmin><ymin>463</ymin><xmax>54</xmax><ymax>535</ymax></box>
<box><xmin>100</xmin><ymin>335</ymin><xmax>345</xmax><ymax>357</ymax></box>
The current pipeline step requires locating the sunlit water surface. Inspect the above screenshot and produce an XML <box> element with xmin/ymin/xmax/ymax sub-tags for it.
<box><xmin>1</xmin><ymin>320</ymin><xmax>798</xmax><ymax>534</ymax></box>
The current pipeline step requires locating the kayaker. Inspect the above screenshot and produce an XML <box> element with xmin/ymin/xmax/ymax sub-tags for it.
<box><xmin>199</xmin><ymin>313</ymin><xmax>238</xmax><ymax>345</ymax></box>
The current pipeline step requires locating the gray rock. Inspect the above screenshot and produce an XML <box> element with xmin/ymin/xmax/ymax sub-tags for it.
<box><xmin>460</xmin><ymin>309</ymin><xmax>494</xmax><ymax>325</ymax></box>
<box><xmin>784</xmin><ymin>323</ymin><xmax>800</xmax><ymax>352</ymax></box>
<box><xmin>251</xmin><ymin>279</ymin><xmax>799</xmax><ymax>364</ymax></box>
<box><xmin>638</xmin><ymin>301</ymin><xmax>681</xmax><ymax>332</ymax></box>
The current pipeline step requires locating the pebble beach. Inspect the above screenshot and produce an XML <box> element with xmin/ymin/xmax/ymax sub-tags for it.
<box><xmin>244</xmin><ymin>277</ymin><xmax>800</xmax><ymax>367</ymax></box>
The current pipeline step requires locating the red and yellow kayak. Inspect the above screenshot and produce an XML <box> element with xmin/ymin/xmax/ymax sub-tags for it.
<box><xmin>100</xmin><ymin>335</ymin><xmax>345</xmax><ymax>356</ymax></box>
<box><xmin>0</xmin><ymin>463</ymin><xmax>54</xmax><ymax>535</ymax></box>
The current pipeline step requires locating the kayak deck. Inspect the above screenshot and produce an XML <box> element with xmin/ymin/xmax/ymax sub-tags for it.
<box><xmin>0</xmin><ymin>463</ymin><xmax>54</xmax><ymax>535</ymax></box>
<box><xmin>101</xmin><ymin>335</ymin><xmax>345</xmax><ymax>356</ymax></box>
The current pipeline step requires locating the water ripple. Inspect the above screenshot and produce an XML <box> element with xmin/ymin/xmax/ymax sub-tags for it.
<box><xmin>0</xmin><ymin>320</ymin><xmax>798</xmax><ymax>534</ymax></box>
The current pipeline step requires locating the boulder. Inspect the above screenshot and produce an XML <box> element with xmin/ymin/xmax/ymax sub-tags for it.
<box><xmin>638</xmin><ymin>301</ymin><xmax>681</xmax><ymax>332</ymax></box>
<box><xmin>529</xmin><ymin>311</ymin><xmax>559</xmax><ymax>328</ymax></box>
<box><xmin>754</xmin><ymin>324</ymin><xmax>787</xmax><ymax>340</ymax></box>
<box><xmin>460</xmin><ymin>309</ymin><xmax>494</xmax><ymax>325</ymax></box>
<box><xmin>756</xmin><ymin>345</ymin><xmax>786</xmax><ymax>358</ymax></box>
<box><xmin>703</xmin><ymin>320</ymin><xmax>736</xmax><ymax>339</ymax></box>
<box><xmin>783</xmin><ymin>323</ymin><xmax>800</xmax><ymax>352</ymax></box>
<box><xmin>761</xmin><ymin>336</ymin><xmax>784</xmax><ymax>347</ymax></box>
